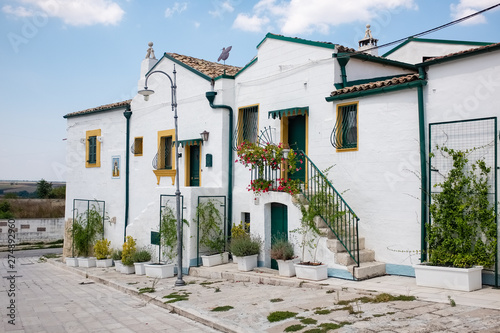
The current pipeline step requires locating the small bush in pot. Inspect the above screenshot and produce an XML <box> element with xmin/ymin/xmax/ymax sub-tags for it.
<box><xmin>271</xmin><ymin>238</ymin><xmax>295</xmax><ymax>261</ymax></box>
<box><xmin>229</xmin><ymin>234</ymin><xmax>261</xmax><ymax>257</ymax></box>
<box><xmin>111</xmin><ymin>249</ymin><xmax>122</xmax><ymax>261</ymax></box>
<box><xmin>122</xmin><ymin>236</ymin><xmax>137</xmax><ymax>266</ymax></box>
<box><xmin>94</xmin><ymin>239</ymin><xmax>111</xmax><ymax>260</ymax></box>
<box><xmin>133</xmin><ymin>249</ymin><xmax>152</xmax><ymax>263</ymax></box>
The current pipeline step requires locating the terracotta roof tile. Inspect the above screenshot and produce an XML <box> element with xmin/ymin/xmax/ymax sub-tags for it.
<box><xmin>424</xmin><ymin>42</ymin><xmax>500</xmax><ymax>62</ymax></box>
<box><xmin>330</xmin><ymin>74</ymin><xmax>421</xmax><ymax>96</ymax></box>
<box><xmin>336</xmin><ymin>45</ymin><xmax>356</xmax><ymax>53</ymax></box>
<box><xmin>167</xmin><ymin>53</ymin><xmax>241</xmax><ymax>77</ymax></box>
<box><xmin>64</xmin><ymin>99</ymin><xmax>131</xmax><ymax>118</ymax></box>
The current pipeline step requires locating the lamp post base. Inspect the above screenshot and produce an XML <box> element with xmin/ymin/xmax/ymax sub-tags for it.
<box><xmin>175</xmin><ymin>278</ymin><xmax>185</xmax><ymax>286</ymax></box>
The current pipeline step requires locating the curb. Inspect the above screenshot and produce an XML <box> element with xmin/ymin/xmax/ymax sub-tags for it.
<box><xmin>48</xmin><ymin>259</ymin><xmax>242</xmax><ymax>333</ymax></box>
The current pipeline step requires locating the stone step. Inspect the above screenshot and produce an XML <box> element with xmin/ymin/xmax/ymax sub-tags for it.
<box><xmin>326</xmin><ymin>237</ymin><xmax>365</xmax><ymax>253</ymax></box>
<box><xmin>335</xmin><ymin>249</ymin><xmax>375</xmax><ymax>266</ymax></box>
<box><xmin>347</xmin><ymin>261</ymin><xmax>386</xmax><ymax>280</ymax></box>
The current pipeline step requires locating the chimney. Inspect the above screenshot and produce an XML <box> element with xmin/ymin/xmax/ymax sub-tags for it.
<box><xmin>358</xmin><ymin>25</ymin><xmax>378</xmax><ymax>56</ymax></box>
<box><xmin>138</xmin><ymin>42</ymin><xmax>158</xmax><ymax>91</ymax></box>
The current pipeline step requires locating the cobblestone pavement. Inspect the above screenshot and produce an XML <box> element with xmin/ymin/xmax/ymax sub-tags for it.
<box><xmin>2</xmin><ymin>256</ymin><xmax>500</xmax><ymax>332</ymax></box>
<box><xmin>0</xmin><ymin>257</ymin><xmax>218</xmax><ymax>332</ymax></box>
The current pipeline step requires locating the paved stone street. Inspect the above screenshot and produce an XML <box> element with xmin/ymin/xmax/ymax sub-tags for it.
<box><xmin>2</xmin><ymin>256</ymin><xmax>500</xmax><ymax>332</ymax></box>
<box><xmin>0</xmin><ymin>256</ymin><xmax>218</xmax><ymax>332</ymax></box>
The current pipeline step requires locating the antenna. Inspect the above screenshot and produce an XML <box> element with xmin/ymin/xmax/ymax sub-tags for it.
<box><xmin>217</xmin><ymin>46</ymin><xmax>232</xmax><ymax>74</ymax></box>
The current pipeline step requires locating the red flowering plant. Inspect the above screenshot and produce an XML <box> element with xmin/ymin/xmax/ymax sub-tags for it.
<box><xmin>236</xmin><ymin>141</ymin><xmax>303</xmax><ymax>194</ymax></box>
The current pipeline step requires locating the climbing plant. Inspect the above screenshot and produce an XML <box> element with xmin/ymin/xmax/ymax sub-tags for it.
<box><xmin>428</xmin><ymin>145</ymin><xmax>497</xmax><ymax>268</ymax></box>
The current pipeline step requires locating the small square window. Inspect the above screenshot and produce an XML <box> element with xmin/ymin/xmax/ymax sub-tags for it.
<box><xmin>133</xmin><ymin>137</ymin><xmax>143</xmax><ymax>156</ymax></box>
<box><xmin>331</xmin><ymin>103</ymin><xmax>358</xmax><ymax>151</ymax></box>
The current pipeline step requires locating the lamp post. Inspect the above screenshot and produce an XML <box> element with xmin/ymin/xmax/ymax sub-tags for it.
<box><xmin>138</xmin><ymin>65</ymin><xmax>185</xmax><ymax>286</ymax></box>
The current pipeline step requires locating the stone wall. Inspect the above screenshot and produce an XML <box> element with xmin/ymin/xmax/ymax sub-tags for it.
<box><xmin>0</xmin><ymin>218</ymin><xmax>65</xmax><ymax>245</ymax></box>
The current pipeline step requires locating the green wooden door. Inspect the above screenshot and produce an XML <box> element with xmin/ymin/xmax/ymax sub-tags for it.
<box><xmin>288</xmin><ymin>115</ymin><xmax>306</xmax><ymax>182</ymax></box>
<box><xmin>271</xmin><ymin>203</ymin><xmax>288</xmax><ymax>269</ymax></box>
<box><xmin>189</xmin><ymin>145</ymin><xmax>200</xmax><ymax>186</ymax></box>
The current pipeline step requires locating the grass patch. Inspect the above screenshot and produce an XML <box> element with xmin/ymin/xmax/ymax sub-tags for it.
<box><xmin>211</xmin><ymin>305</ymin><xmax>233</xmax><ymax>312</ymax></box>
<box><xmin>300</xmin><ymin>318</ymin><xmax>317</xmax><ymax>325</ymax></box>
<box><xmin>303</xmin><ymin>329</ymin><xmax>322</xmax><ymax>333</ymax></box>
<box><xmin>337</xmin><ymin>293</ymin><xmax>416</xmax><ymax>306</ymax></box>
<box><xmin>270</xmin><ymin>298</ymin><xmax>284</xmax><ymax>303</ymax></box>
<box><xmin>326</xmin><ymin>289</ymin><xmax>334</xmax><ymax>294</ymax></box>
<box><xmin>127</xmin><ymin>282</ymin><xmax>139</xmax><ymax>285</ymax></box>
<box><xmin>284</xmin><ymin>324</ymin><xmax>305</xmax><ymax>332</ymax></box>
<box><xmin>163</xmin><ymin>291</ymin><xmax>191</xmax><ymax>303</ymax></box>
<box><xmin>267</xmin><ymin>311</ymin><xmax>297</xmax><ymax>322</ymax></box>
<box><xmin>318</xmin><ymin>322</ymin><xmax>343</xmax><ymax>330</ymax></box>
<box><xmin>200</xmin><ymin>280</ymin><xmax>222</xmax><ymax>286</ymax></box>
<box><xmin>314</xmin><ymin>309</ymin><xmax>332</xmax><ymax>315</ymax></box>
<box><xmin>138</xmin><ymin>287</ymin><xmax>155</xmax><ymax>294</ymax></box>
<box><xmin>373</xmin><ymin>313</ymin><xmax>386</xmax><ymax>318</ymax></box>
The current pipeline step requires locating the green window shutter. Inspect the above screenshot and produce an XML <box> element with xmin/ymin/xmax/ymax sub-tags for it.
<box><xmin>88</xmin><ymin>136</ymin><xmax>97</xmax><ymax>164</ymax></box>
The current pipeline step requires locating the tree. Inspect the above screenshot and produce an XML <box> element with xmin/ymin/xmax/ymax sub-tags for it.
<box><xmin>36</xmin><ymin>179</ymin><xmax>52</xmax><ymax>199</ymax></box>
<box><xmin>49</xmin><ymin>185</ymin><xmax>66</xmax><ymax>199</ymax></box>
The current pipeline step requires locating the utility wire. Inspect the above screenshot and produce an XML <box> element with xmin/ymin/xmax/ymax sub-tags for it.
<box><xmin>342</xmin><ymin>2</ymin><xmax>500</xmax><ymax>56</ymax></box>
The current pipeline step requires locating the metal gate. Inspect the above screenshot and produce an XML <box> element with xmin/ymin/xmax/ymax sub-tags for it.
<box><xmin>429</xmin><ymin>117</ymin><xmax>498</xmax><ymax>287</ymax></box>
<box><xmin>196</xmin><ymin>196</ymin><xmax>226</xmax><ymax>266</ymax></box>
<box><xmin>158</xmin><ymin>194</ymin><xmax>184</xmax><ymax>263</ymax></box>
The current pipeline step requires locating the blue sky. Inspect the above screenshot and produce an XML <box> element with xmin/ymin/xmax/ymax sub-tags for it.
<box><xmin>0</xmin><ymin>0</ymin><xmax>499</xmax><ymax>182</ymax></box>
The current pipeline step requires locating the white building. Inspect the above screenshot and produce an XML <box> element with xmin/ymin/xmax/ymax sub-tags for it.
<box><xmin>64</xmin><ymin>30</ymin><xmax>499</xmax><ymax>284</ymax></box>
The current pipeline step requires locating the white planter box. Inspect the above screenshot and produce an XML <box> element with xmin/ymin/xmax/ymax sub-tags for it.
<box><xmin>134</xmin><ymin>262</ymin><xmax>151</xmax><ymax>275</ymax></box>
<box><xmin>96</xmin><ymin>259</ymin><xmax>113</xmax><ymax>268</ymax></box>
<box><xmin>78</xmin><ymin>257</ymin><xmax>96</xmax><ymax>268</ymax></box>
<box><xmin>232</xmin><ymin>255</ymin><xmax>238</xmax><ymax>263</ymax></box>
<box><xmin>121</xmin><ymin>264</ymin><xmax>135</xmax><ymax>274</ymax></box>
<box><xmin>414</xmin><ymin>264</ymin><xmax>483</xmax><ymax>292</ymax></box>
<box><xmin>237</xmin><ymin>254</ymin><xmax>258</xmax><ymax>271</ymax></box>
<box><xmin>294</xmin><ymin>263</ymin><xmax>328</xmax><ymax>281</ymax></box>
<box><xmin>66</xmin><ymin>257</ymin><xmax>78</xmax><ymax>267</ymax></box>
<box><xmin>201</xmin><ymin>252</ymin><xmax>229</xmax><ymax>267</ymax></box>
<box><xmin>276</xmin><ymin>258</ymin><xmax>301</xmax><ymax>277</ymax></box>
<box><xmin>114</xmin><ymin>260</ymin><xmax>123</xmax><ymax>272</ymax></box>
<box><xmin>144</xmin><ymin>263</ymin><xmax>175</xmax><ymax>278</ymax></box>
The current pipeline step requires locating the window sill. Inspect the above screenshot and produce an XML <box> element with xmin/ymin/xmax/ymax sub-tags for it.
<box><xmin>153</xmin><ymin>169</ymin><xmax>176</xmax><ymax>185</ymax></box>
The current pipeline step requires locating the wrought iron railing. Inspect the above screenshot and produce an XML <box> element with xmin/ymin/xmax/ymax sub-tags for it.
<box><xmin>249</xmin><ymin>150</ymin><xmax>360</xmax><ymax>266</ymax></box>
<box><xmin>296</xmin><ymin>150</ymin><xmax>359</xmax><ymax>266</ymax></box>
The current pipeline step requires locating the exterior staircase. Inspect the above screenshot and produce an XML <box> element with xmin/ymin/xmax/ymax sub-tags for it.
<box><xmin>315</xmin><ymin>216</ymin><xmax>386</xmax><ymax>280</ymax></box>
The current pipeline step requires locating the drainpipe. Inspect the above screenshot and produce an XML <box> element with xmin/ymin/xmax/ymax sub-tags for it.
<box><xmin>417</xmin><ymin>67</ymin><xmax>427</xmax><ymax>262</ymax></box>
<box><xmin>334</xmin><ymin>53</ymin><xmax>350</xmax><ymax>88</ymax></box>
<box><xmin>205</xmin><ymin>91</ymin><xmax>233</xmax><ymax>239</ymax></box>
<box><xmin>123</xmin><ymin>107</ymin><xmax>132</xmax><ymax>243</ymax></box>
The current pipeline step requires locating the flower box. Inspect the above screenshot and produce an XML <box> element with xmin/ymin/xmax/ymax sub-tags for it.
<box><xmin>237</xmin><ymin>254</ymin><xmax>258</xmax><ymax>271</ymax></box>
<box><xmin>294</xmin><ymin>262</ymin><xmax>328</xmax><ymax>281</ymax></box>
<box><xmin>134</xmin><ymin>262</ymin><xmax>151</xmax><ymax>275</ymax></box>
<box><xmin>78</xmin><ymin>257</ymin><xmax>96</xmax><ymax>268</ymax></box>
<box><xmin>144</xmin><ymin>262</ymin><xmax>174</xmax><ymax>278</ymax></box>
<box><xmin>201</xmin><ymin>252</ymin><xmax>229</xmax><ymax>267</ymax></box>
<box><xmin>121</xmin><ymin>264</ymin><xmax>135</xmax><ymax>274</ymax></box>
<box><xmin>66</xmin><ymin>257</ymin><xmax>78</xmax><ymax>267</ymax></box>
<box><xmin>276</xmin><ymin>258</ymin><xmax>301</xmax><ymax>277</ymax></box>
<box><xmin>96</xmin><ymin>258</ymin><xmax>113</xmax><ymax>268</ymax></box>
<box><xmin>413</xmin><ymin>264</ymin><xmax>483</xmax><ymax>292</ymax></box>
<box><xmin>114</xmin><ymin>260</ymin><xmax>123</xmax><ymax>272</ymax></box>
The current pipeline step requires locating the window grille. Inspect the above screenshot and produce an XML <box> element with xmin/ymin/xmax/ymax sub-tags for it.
<box><xmin>331</xmin><ymin>104</ymin><xmax>357</xmax><ymax>150</ymax></box>
<box><xmin>152</xmin><ymin>137</ymin><xmax>172</xmax><ymax>170</ymax></box>
<box><xmin>236</xmin><ymin>105</ymin><xmax>258</xmax><ymax>145</ymax></box>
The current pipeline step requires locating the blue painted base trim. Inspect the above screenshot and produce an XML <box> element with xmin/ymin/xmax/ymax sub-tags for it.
<box><xmin>189</xmin><ymin>258</ymin><xmax>199</xmax><ymax>267</ymax></box>
<box><xmin>482</xmin><ymin>271</ymin><xmax>500</xmax><ymax>287</ymax></box>
<box><xmin>173</xmin><ymin>266</ymin><xmax>190</xmax><ymax>275</ymax></box>
<box><xmin>258</xmin><ymin>260</ymin><xmax>264</xmax><ymax>267</ymax></box>
<box><xmin>327</xmin><ymin>268</ymin><xmax>354</xmax><ymax>280</ymax></box>
<box><xmin>386</xmin><ymin>264</ymin><xmax>415</xmax><ymax>277</ymax></box>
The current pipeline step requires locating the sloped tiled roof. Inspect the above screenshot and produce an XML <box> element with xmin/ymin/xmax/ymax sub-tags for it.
<box><xmin>330</xmin><ymin>73</ymin><xmax>421</xmax><ymax>97</ymax></box>
<box><xmin>336</xmin><ymin>45</ymin><xmax>356</xmax><ymax>53</ymax></box>
<box><xmin>64</xmin><ymin>100</ymin><xmax>131</xmax><ymax>118</ymax></box>
<box><xmin>422</xmin><ymin>42</ymin><xmax>500</xmax><ymax>64</ymax></box>
<box><xmin>167</xmin><ymin>53</ymin><xmax>241</xmax><ymax>77</ymax></box>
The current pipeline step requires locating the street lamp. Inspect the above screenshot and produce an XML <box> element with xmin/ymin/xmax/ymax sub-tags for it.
<box><xmin>138</xmin><ymin>65</ymin><xmax>185</xmax><ymax>287</ymax></box>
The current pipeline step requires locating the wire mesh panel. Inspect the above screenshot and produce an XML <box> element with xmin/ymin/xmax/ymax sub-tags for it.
<box><xmin>71</xmin><ymin>199</ymin><xmax>105</xmax><ymax>257</ymax></box>
<box><xmin>429</xmin><ymin>117</ymin><xmax>498</xmax><ymax>285</ymax></box>
<box><xmin>196</xmin><ymin>196</ymin><xmax>226</xmax><ymax>266</ymax></box>
<box><xmin>158</xmin><ymin>194</ymin><xmax>184</xmax><ymax>263</ymax></box>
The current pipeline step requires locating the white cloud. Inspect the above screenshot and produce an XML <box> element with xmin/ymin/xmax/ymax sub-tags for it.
<box><xmin>209</xmin><ymin>0</ymin><xmax>234</xmax><ymax>18</ymax></box>
<box><xmin>165</xmin><ymin>2</ymin><xmax>187</xmax><ymax>18</ymax></box>
<box><xmin>450</xmin><ymin>0</ymin><xmax>498</xmax><ymax>25</ymax></box>
<box><xmin>232</xmin><ymin>0</ymin><xmax>417</xmax><ymax>35</ymax></box>
<box><xmin>232</xmin><ymin>13</ymin><xmax>270</xmax><ymax>32</ymax></box>
<box><xmin>2</xmin><ymin>5</ymin><xmax>35</xmax><ymax>17</ymax></box>
<box><xmin>194</xmin><ymin>21</ymin><xmax>200</xmax><ymax>28</ymax></box>
<box><xmin>2</xmin><ymin>0</ymin><xmax>124</xmax><ymax>26</ymax></box>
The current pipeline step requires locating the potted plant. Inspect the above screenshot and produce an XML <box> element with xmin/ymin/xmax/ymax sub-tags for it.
<box><xmin>197</xmin><ymin>200</ymin><xmax>228</xmax><ymax>267</ymax></box>
<box><xmin>229</xmin><ymin>234</ymin><xmax>261</xmax><ymax>271</ymax></box>
<box><xmin>71</xmin><ymin>205</ymin><xmax>104</xmax><ymax>268</ymax></box>
<box><xmin>145</xmin><ymin>206</ymin><xmax>188</xmax><ymax>278</ymax></box>
<box><xmin>292</xmin><ymin>198</ymin><xmax>328</xmax><ymax>281</ymax></box>
<box><xmin>230</xmin><ymin>221</ymin><xmax>249</xmax><ymax>263</ymax></box>
<box><xmin>271</xmin><ymin>236</ymin><xmax>299</xmax><ymax>277</ymax></box>
<box><xmin>111</xmin><ymin>250</ymin><xmax>122</xmax><ymax>271</ymax></box>
<box><xmin>121</xmin><ymin>236</ymin><xmax>137</xmax><ymax>274</ymax></box>
<box><xmin>94</xmin><ymin>238</ymin><xmax>113</xmax><ymax>267</ymax></box>
<box><xmin>133</xmin><ymin>249</ymin><xmax>152</xmax><ymax>275</ymax></box>
<box><xmin>414</xmin><ymin>146</ymin><xmax>497</xmax><ymax>291</ymax></box>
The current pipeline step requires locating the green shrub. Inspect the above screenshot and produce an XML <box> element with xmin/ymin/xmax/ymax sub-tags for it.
<box><xmin>122</xmin><ymin>236</ymin><xmax>137</xmax><ymax>266</ymax></box>
<box><xmin>271</xmin><ymin>237</ymin><xmax>295</xmax><ymax>260</ymax></box>
<box><xmin>229</xmin><ymin>234</ymin><xmax>261</xmax><ymax>257</ymax></box>
<box><xmin>133</xmin><ymin>249</ymin><xmax>152</xmax><ymax>263</ymax></box>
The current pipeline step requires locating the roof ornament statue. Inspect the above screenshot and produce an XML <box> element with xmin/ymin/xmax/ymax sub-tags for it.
<box><xmin>145</xmin><ymin>42</ymin><xmax>156</xmax><ymax>59</ymax></box>
<box><xmin>358</xmin><ymin>24</ymin><xmax>378</xmax><ymax>55</ymax></box>
<box><xmin>217</xmin><ymin>46</ymin><xmax>232</xmax><ymax>63</ymax></box>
